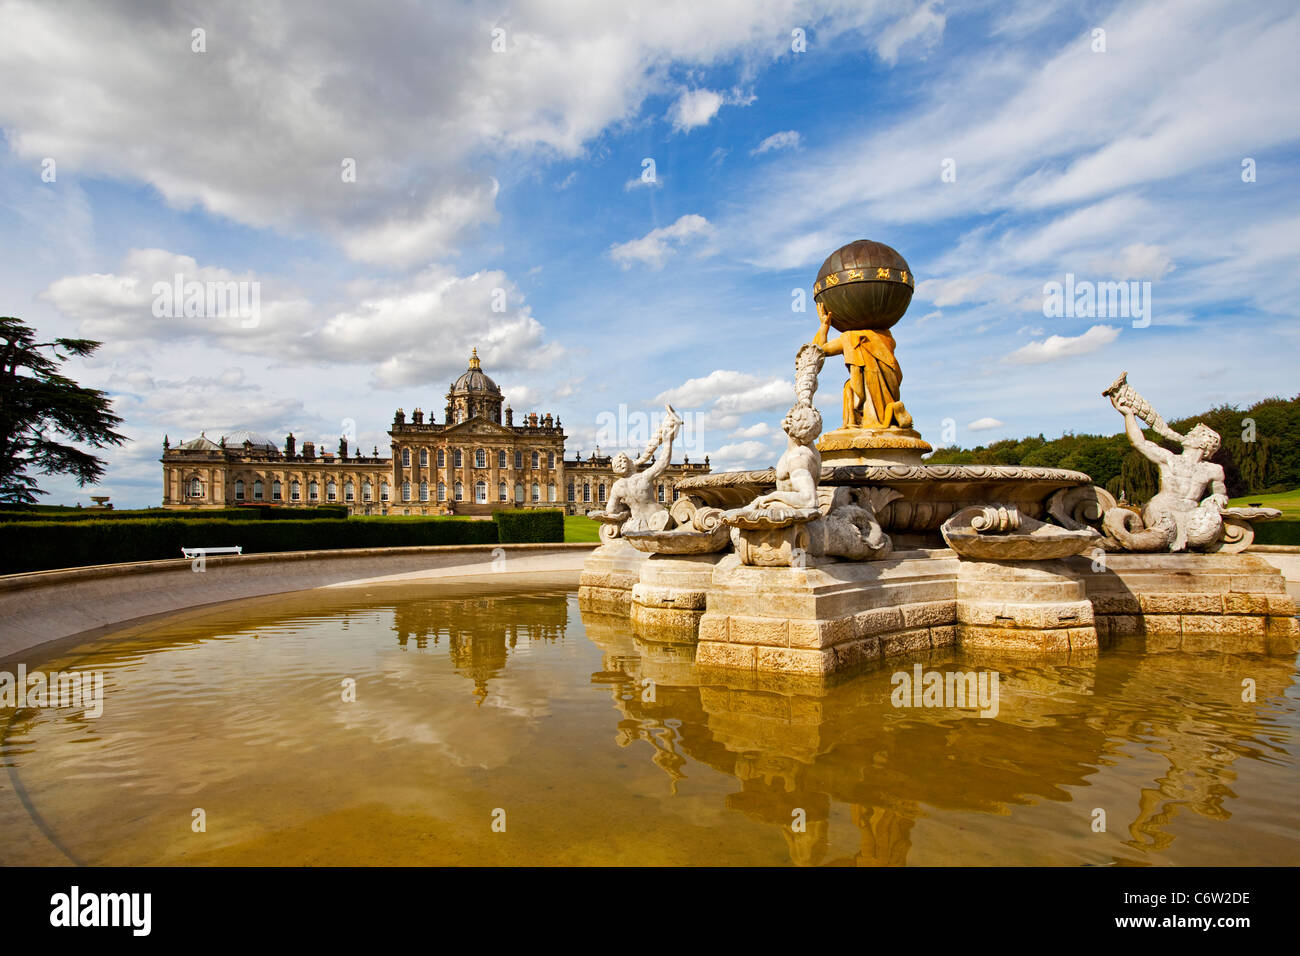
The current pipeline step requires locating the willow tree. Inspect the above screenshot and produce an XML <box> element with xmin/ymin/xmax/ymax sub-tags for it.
<box><xmin>0</xmin><ymin>317</ymin><xmax>127</xmax><ymax>504</ymax></box>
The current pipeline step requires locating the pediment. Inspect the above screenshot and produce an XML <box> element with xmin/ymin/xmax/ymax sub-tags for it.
<box><xmin>440</xmin><ymin>416</ymin><xmax>514</xmax><ymax>436</ymax></box>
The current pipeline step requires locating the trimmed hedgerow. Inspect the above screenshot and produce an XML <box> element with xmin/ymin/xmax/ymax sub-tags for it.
<box><xmin>493</xmin><ymin>508</ymin><xmax>565</xmax><ymax>543</ymax></box>
<box><xmin>0</xmin><ymin>517</ymin><xmax>498</xmax><ymax>575</ymax></box>
<box><xmin>0</xmin><ymin>505</ymin><xmax>351</xmax><ymax>523</ymax></box>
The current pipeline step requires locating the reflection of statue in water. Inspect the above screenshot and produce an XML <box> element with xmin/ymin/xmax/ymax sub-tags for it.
<box><xmin>814</xmin><ymin>300</ymin><xmax>912</xmax><ymax>430</ymax></box>
<box><xmin>600</xmin><ymin>405</ymin><xmax>684</xmax><ymax>534</ymax></box>
<box><xmin>1102</xmin><ymin>373</ymin><xmax>1227</xmax><ymax>552</ymax></box>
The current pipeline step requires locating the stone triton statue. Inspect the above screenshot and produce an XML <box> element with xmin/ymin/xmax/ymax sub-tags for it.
<box><xmin>1100</xmin><ymin>372</ymin><xmax>1277</xmax><ymax>552</ymax></box>
<box><xmin>593</xmin><ymin>405</ymin><xmax>684</xmax><ymax>536</ymax></box>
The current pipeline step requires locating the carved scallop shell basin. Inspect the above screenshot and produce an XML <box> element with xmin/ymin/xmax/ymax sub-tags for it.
<box><xmin>676</xmin><ymin>464</ymin><xmax>1093</xmax><ymax>542</ymax></box>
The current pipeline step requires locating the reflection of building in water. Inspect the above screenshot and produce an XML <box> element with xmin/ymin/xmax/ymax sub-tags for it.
<box><xmin>392</xmin><ymin>594</ymin><xmax>568</xmax><ymax>704</ymax></box>
<box><xmin>579</xmin><ymin>605</ymin><xmax>1295</xmax><ymax>865</ymax></box>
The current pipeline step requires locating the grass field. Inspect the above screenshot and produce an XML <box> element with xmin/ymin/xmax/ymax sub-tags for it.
<box><xmin>1229</xmin><ymin>487</ymin><xmax>1300</xmax><ymax>546</ymax></box>
<box><xmin>564</xmin><ymin>515</ymin><xmax>600</xmax><ymax>543</ymax></box>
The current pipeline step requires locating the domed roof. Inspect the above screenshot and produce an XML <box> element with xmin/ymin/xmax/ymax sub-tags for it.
<box><xmin>450</xmin><ymin>348</ymin><xmax>500</xmax><ymax>394</ymax></box>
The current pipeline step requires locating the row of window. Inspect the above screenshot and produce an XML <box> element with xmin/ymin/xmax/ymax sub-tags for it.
<box><xmin>192</xmin><ymin>478</ymin><xmax>391</xmax><ymax>503</ymax></box>
<box><xmin>402</xmin><ymin>481</ymin><xmax>555</xmax><ymax>503</ymax></box>
<box><xmin>189</xmin><ymin>476</ymin><xmax>679</xmax><ymax>506</ymax></box>
<box><xmin>399</xmin><ymin>448</ymin><xmax>557</xmax><ymax>470</ymax></box>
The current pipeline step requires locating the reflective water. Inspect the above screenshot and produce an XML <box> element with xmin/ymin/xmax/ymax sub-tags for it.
<box><xmin>2</xmin><ymin>580</ymin><xmax>1297</xmax><ymax>866</ymax></box>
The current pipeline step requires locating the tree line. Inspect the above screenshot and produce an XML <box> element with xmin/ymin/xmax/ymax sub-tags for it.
<box><xmin>926</xmin><ymin>395</ymin><xmax>1300</xmax><ymax>503</ymax></box>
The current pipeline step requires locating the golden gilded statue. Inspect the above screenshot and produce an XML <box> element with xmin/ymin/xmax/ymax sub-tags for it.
<box><xmin>813</xmin><ymin>300</ymin><xmax>912</xmax><ymax>430</ymax></box>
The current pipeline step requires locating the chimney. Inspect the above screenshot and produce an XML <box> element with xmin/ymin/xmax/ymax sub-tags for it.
<box><xmin>529</xmin><ymin>412</ymin><xmax>538</xmax><ymax>428</ymax></box>
<box><xmin>394</xmin><ymin>408</ymin><xmax>406</xmax><ymax>426</ymax></box>
<box><xmin>302</xmin><ymin>441</ymin><xmax>315</xmax><ymax>460</ymax></box>
<box><xmin>339</xmin><ymin>436</ymin><xmax>348</xmax><ymax>459</ymax></box>
<box><xmin>413</xmin><ymin>407</ymin><xmax>424</xmax><ymax>425</ymax></box>
<box><xmin>285</xmin><ymin>433</ymin><xmax>296</xmax><ymax>458</ymax></box>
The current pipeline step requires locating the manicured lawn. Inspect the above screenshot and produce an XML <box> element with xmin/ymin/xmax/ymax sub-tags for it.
<box><xmin>565</xmin><ymin>515</ymin><xmax>600</xmax><ymax>543</ymax></box>
<box><xmin>1229</xmin><ymin>487</ymin><xmax>1300</xmax><ymax>546</ymax></box>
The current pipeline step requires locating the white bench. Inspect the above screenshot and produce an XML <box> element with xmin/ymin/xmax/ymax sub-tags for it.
<box><xmin>181</xmin><ymin>546</ymin><xmax>243</xmax><ymax>558</ymax></box>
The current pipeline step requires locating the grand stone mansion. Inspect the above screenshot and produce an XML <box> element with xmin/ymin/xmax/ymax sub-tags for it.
<box><xmin>160</xmin><ymin>350</ymin><xmax>710</xmax><ymax>516</ymax></box>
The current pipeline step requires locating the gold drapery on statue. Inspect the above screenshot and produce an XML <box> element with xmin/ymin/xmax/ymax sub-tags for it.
<box><xmin>816</xmin><ymin>325</ymin><xmax>912</xmax><ymax>430</ymax></box>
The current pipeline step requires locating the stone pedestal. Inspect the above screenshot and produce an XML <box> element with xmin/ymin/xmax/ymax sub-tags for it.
<box><xmin>696</xmin><ymin>550</ymin><xmax>960</xmax><ymax>675</ymax></box>
<box><xmin>816</xmin><ymin>426</ymin><xmax>931</xmax><ymax>466</ymax></box>
<box><xmin>955</xmin><ymin>558</ymin><xmax>1098</xmax><ymax>654</ymax></box>
<box><xmin>630</xmin><ymin>551</ymin><xmax>728</xmax><ymax>639</ymax></box>
<box><xmin>578</xmin><ymin>538</ymin><xmax>649</xmax><ymax>614</ymax></box>
<box><xmin>1061</xmin><ymin>552</ymin><xmax>1299</xmax><ymax>655</ymax></box>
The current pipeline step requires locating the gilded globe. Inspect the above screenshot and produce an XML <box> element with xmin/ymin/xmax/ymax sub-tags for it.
<box><xmin>812</xmin><ymin>240</ymin><xmax>914</xmax><ymax>332</ymax></box>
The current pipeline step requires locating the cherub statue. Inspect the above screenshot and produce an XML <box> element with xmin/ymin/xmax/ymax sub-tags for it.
<box><xmin>1102</xmin><ymin>373</ymin><xmax>1228</xmax><ymax>551</ymax></box>
<box><xmin>598</xmin><ymin>405</ymin><xmax>684</xmax><ymax>534</ymax></box>
<box><xmin>724</xmin><ymin>343</ymin><xmax>892</xmax><ymax>564</ymax></box>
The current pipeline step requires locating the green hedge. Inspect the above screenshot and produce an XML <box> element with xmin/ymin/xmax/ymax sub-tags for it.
<box><xmin>0</xmin><ymin>505</ymin><xmax>350</xmax><ymax>523</ymax></box>
<box><xmin>1252</xmin><ymin>520</ymin><xmax>1300</xmax><ymax>546</ymax></box>
<box><xmin>0</xmin><ymin>517</ymin><xmax>498</xmax><ymax>575</ymax></box>
<box><xmin>493</xmin><ymin>508</ymin><xmax>565</xmax><ymax>543</ymax></box>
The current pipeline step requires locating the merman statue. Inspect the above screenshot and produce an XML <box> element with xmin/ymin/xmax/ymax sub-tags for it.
<box><xmin>1101</xmin><ymin>372</ymin><xmax>1229</xmax><ymax>552</ymax></box>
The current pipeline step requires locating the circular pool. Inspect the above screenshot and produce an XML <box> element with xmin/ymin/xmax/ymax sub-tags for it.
<box><xmin>2</xmin><ymin>579</ymin><xmax>1297</xmax><ymax>866</ymax></box>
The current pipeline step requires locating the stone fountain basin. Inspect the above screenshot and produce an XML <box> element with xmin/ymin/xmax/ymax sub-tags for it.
<box><xmin>940</xmin><ymin>522</ymin><xmax>1100</xmax><ymax>560</ymax></box>
<box><xmin>622</xmin><ymin>524</ymin><xmax>731</xmax><ymax>554</ymax></box>
<box><xmin>676</xmin><ymin>464</ymin><xmax>1092</xmax><ymax>534</ymax></box>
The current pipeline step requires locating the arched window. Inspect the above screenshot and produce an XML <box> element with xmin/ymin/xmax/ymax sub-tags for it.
<box><xmin>380</xmin><ymin>482</ymin><xmax>389</xmax><ymax>502</ymax></box>
<box><xmin>309</xmin><ymin>481</ymin><xmax>319</xmax><ymax>501</ymax></box>
<box><xmin>253</xmin><ymin>479</ymin><xmax>264</xmax><ymax>501</ymax></box>
<box><xmin>475</xmin><ymin>481</ymin><xmax>487</xmax><ymax>503</ymax></box>
<box><xmin>531</xmin><ymin>482</ymin><xmax>540</xmax><ymax>502</ymax></box>
<box><xmin>188</xmin><ymin>477</ymin><xmax>203</xmax><ymax>498</ymax></box>
<box><xmin>454</xmin><ymin>481</ymin><xmax>464</xmax><ymax>501</ymax></box>
<box><xmin>290</xmin><ymin>480</ymin><xmax>300</xmax><ymax>501</ymax></box>
<box><xmin>234</xmin><ymin>479</ymin><xmax>245</xmax><ymax>500</ymax></box>
<box><xmin>672</xmin><ymin>487</ymin><xmax>680</xmax><ymax>501</ymax></box>
<box><xmin>437</xmin><ymin>481</ymin><xmax>446</xmax><ymax>501</ymax></box>
<box><xmin>327</xmin><ymin>480</ymin><xmax>337</xmax><ymax>501</ymax></box>
<box><xmin>401</xmin><ymin>448</ymin><xmax>410</xmax><ymax>466</ymax></box>
<box><xmin>272</xmin><ymin>480</ymin><xmax>282</xmax><ymax>501</ymax></box>
<box><xmin>548</xmin><ymin>483</ymin><xmax>556</xmax><ymax>502</ymax></box>
<box><xmin>454</xmin><ymin>449</ymin><xmax>463</xmax><ymax>468</ymax></box>
<box><xmin>531</xmin><ymin>451</ymin><xmax>540</xmax><ymax>469</ymax></box>
<box><xmin>402</xmin><ymin>481</ymin><xmax>411</xmax><ymax>502</ymax></box>
<box><xmin>419</xmin><ymin>481</ymin><xmax>428</xmax><ymax>501</ymax></box>
<box><xmin>344</xmin><ymin>480</ymin><xmax>354</xmax><ymax>501</ymax></box>
<box><xmin>362</xmin><ymin>481</ymin><xmax>372</xmax><ymax>502</ymax></box>
<box><xmin>657</xmin><ymin>484</ymin><xmax>665</xmax><ymax>502</ymax></box>
<box><xmin>498</xmin><ymin>481</ymin><xmax>507</xmax><ymax>501</ymax></box>
<box><xmin>514</xmin><ymin>483</ymin><xmax>524</xmax><ymax>503</ymax></box>
<box><xmin>598</xmin><ymin>483</ymin><xmax>606</xmax><ymax>503</ymax></box>
<box><xmin>497</xmin><ymin>450</ymin><xmax>507</xmax><ymax>469</ymax></box>
<box><xmin>583</xmin><ymin>483</ymin><xmax>591</xmax><ymax>503</ymax></box>
<box><xmin>475</xmin><ymin>448</ymin><xmax>487</xmax><ymax>469</ymax></box>
<box><xmin>548</xmin><ymin>452</ymin><xmax>555</xmax><ymax>469</ymax></box>
<box><xmin>567</xmin><ymin>482</ymin><xmax>575</xmax><ymax>502</ymax></box>
<box><xmin>437</xmin><ymin>448</ymin><xmax>445</xmax><ymax>468</ymax></box>
<box><xmin>419</xmin><ymin>448</ymin><xmax>428</xmax><ymax>467</ymax></box>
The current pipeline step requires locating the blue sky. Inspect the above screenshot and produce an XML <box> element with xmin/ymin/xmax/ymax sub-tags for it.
<box><xmin>1</xmin><ymin>0</ymin><xmax>1297</xmax><ymax>507</ymax></box>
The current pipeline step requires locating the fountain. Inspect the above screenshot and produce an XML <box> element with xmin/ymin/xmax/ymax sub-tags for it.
<box><xmin>580</xmin><ymin>240</ymin><xmax>1298</xmax><ymax>674</ymax></box>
